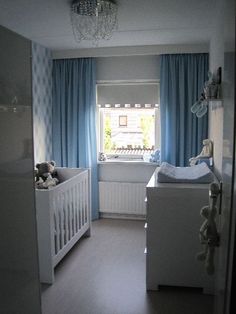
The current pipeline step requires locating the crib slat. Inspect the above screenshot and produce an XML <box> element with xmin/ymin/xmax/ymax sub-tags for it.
<box><xmin>68</xmin><ymin>188</ymin><xmax>72</xmax><ymax>238</ymax></box>
<box><xmin>59</xmin><ymin>193</ymin><xmax>64</xmax><ymax>249</ymax></box>
<box><xmin>71</xmin><ymin>188</ymin><xmax>74</xmax><ymax>237</ymax></box>
<box><xmin>83</xmin><ymin>177</ymin><xmax>86</xmax><ymax>224</ymax></box>
<box><xmin>53</xmin><ymin>202</ymin><xmax>58</xmax><ymax>254</ymax></box>
<box><xmin>64</xmin><ymin>191</ymin><xmax>69</xmax><ymax>243</ymax></box>
<box><xmin>74</xmin><ymin>186</ymin><xmax>77</xmax><ymax>233</ymax></box>
<box><xmin>67</xmin><ymin>191</ymin><xmax>73</xmax><ymax>239</ymax></box>
<box><xmin>81</xmin><ymin>180</ymin><xmax>84</xmax><ymax>227</ymax></box>
<box><xmin>73</xmin><ymin>186</ymin><xmax>76</xmax><ymax>234</ymax></box>
<box><xmin>68</xmin><ymin>189</ymin><xmax>73</xmax><ymax>239</ymax></box>
<box><xmin>66</xmin><ymin>190</ymin><xmax>70</xmax><ymax>240</ymax></box>
<box><xmin>84</xmin><ymin>178</ymin><xmax>86</xmax><ymax>225</ymax></box>
<box><xmin>82</xmin><ymin>179</ymin><xmax>85</xmax><ymax>226</ymax></box>
<box><xmin>75</xmin><ymin>184</ymin><xmax>80</xmax><ymax>232</ymax></box>
<box><xmin>85</xmin><ymin>176</ymin><xmax>88</xmax><ymax>223</ymax></box>
<box><xmin>79</xmin><ymin>181</ymin><xmax>82</xmax><ymax>229</ymax></box>
<box><xmin>71</xmin><ymin>187</ymin><xmax>74</xmax><ymax>235</ymax></box>
<box><xmin>55</xmin><ymin>195</ymin><xmax>60</xmax><ymax>253</ymax></box>
<box><xmin>75</xmin><ymin>184</ymin><xmax>79</xmax><ymax>231</ymax></box>
<box><xmin>57</xmin><ymin>194</ymin><xmax>62</xmax><ymax>250</ymax></box>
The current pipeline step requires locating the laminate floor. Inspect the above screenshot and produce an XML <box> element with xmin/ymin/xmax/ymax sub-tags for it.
<box><xmin>41</xmin><ymin>219</ymin><xmax>214</xmax><ymax>314</ymax></box>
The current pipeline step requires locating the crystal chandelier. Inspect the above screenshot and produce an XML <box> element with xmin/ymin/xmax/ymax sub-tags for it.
<box><xmin>70</xmin><ymin>0</ymin><xmax>118</xmax><ymax>43</ymax></box>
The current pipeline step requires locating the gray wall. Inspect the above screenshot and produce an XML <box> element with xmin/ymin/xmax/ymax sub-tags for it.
<box><xmin>0</xmin><ymin>26</ymin><xmax>41</xmax><ymax>314</ymax></box>
<box><xmin>99</xmin><ymin>162</ymin><xmax>157</xmax><ymax>183</ymax></box>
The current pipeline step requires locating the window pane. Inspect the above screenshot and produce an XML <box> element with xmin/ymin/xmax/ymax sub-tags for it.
<box><xmin>119</xmin><ymin>115</ymin><xmax>127</xmax><ymax>127</ymax></box>
<box><xmin>103</xmin><ymin>108</ymin><xmax>155</xmax><ymax>155</ymax></box>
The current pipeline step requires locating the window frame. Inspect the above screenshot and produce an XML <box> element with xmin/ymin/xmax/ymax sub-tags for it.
<box><xmin>96</xmin><ymin>80</ymin><xmax>160</xmax><ymax>161</ymax></box>
<box><xmin>119</xmin><ymin>115</ymin><xmax>128</xmax><ymax>127</ymax></box>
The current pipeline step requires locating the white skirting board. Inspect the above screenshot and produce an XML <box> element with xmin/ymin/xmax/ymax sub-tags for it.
<box><xmin>99</xmin><ymin>181</ymin><xmax>147</xmax><ymax>217</ymax></box>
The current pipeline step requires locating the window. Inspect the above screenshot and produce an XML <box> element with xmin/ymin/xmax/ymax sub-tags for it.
<box><xmin>97</xmin><ymin>81</ymin><xmax>160</xmax><ymax>160</ymax></box>
<box><xmin>119</xmin><ymin>115</ymin><xmax>127</xmax><ymax>127</ymax></box>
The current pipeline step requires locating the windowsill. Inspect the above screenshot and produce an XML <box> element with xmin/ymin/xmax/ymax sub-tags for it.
<box><xmin>98</xmin><ymin>160</ymin><xmax>159</xmax><ymax>166</ymax></box>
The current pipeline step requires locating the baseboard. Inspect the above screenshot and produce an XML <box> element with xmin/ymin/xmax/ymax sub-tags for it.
<box><xmin>99</xmin><ymin>211</ymin><xmax>146</xmax><ymax>221</ymax></box>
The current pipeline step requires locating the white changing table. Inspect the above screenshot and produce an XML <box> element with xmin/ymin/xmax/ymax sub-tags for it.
<box><xmin>146</xmin><ymin>168</ymin><xmax>215</xmax><ymax>294</ymax></box>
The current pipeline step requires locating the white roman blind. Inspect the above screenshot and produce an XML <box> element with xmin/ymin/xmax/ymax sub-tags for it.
<box><xmin>97</xmin><ymin>82</ymin><xmax>159</xmax><ymax>108</ymax></box>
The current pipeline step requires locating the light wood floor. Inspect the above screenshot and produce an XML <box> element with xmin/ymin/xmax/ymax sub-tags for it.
<box><xmin>41</xmin><ymin>219</ymin><xmax>214</xmax><ymax>314</ymax></box>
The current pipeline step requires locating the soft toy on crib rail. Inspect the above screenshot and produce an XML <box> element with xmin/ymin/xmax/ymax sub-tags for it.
<box><xmin>35</xmin><ymin>161</ymin><xmax>59</xmax><ymax>189</ymax></box>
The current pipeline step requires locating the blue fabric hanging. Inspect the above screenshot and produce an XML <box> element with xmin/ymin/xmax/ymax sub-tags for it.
<box><xmin>52</xmin><ymin>58</ymin><xmax>99</xmax><ymax>220</ymax></box>
<box><xmin>160</xmin><ymin>53</ymin><xmax>209</xmax><ymax>166</ymax></box>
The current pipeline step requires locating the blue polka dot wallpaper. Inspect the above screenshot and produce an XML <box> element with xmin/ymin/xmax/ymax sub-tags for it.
<box><xmin>32</xmin><ymin>42</ymin><xmax>53</xmax><ymax>163</ymax></box>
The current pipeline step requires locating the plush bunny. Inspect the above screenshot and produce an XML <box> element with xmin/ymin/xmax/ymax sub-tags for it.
<box><xmin>196</xmin><ymin>183</ymin><xmax>220</xmax><ymax>275</ymax></box>
<box><xmin>189</xmin><ymin>139</ymin><xmax>213</xmax><ymax>166</ymax></box>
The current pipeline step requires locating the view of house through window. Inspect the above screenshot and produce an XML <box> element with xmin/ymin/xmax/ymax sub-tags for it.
<box><xmin>103</xmin><ymin>108</ymin><xmax>155</xmax><ymax>155</ymax></box>
<box><xmin>97</xmin><ymin>82</ymin><xmax>160</xmax><ymax>159</ymax></box>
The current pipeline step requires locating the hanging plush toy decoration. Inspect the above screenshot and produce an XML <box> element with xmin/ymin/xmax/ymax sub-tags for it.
<box><xmin>196</xmin><ymin>182</ymin><xmax>220</xmax><ymax>275</ymax></box>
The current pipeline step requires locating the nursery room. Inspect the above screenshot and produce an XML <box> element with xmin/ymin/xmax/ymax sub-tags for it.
<box><xmin>0</xmin><ymin>1</ymin><xmax>236</xmax><ymax>314</ymax></box>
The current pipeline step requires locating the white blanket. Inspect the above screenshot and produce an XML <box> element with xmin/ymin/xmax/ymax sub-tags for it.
<box><xmin>158</xmin><ymin>162</ymin><xmax>214</xmax><ymax>183</ymax></box>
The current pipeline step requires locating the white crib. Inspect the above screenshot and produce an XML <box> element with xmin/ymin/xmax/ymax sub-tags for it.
<box><xmin>35</xmin><ymin>167</ymin><xmax>91</xmax><ymax>284</ymax></box>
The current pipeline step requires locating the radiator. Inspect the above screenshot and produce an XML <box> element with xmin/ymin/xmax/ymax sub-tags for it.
<box><xmin>99</xmin><ymin>181</ymin><xmax>147</xmax><ymax>218</ymax></box>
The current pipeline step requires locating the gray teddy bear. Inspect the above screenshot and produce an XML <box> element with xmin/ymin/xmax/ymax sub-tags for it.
<box><xmin>35</xmin><ymin>160</ymin><xmax>59</xmax><ymax>189</ymax></box>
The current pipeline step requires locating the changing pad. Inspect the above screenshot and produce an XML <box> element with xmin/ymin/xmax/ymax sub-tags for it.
<box><xmin>157</xmin><ymin>162</ymin><xmax>214</xmax><ymax>183</ymax></box>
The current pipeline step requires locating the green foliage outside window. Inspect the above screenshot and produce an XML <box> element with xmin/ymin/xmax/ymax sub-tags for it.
<box><xmin>104</xmin><ymin>115</ymin><xmax>112</xmax><ymax>152</ymax></box>
<box><xmin>104</xmin><ymin>111</ymin><xmax>154</xmax><ymax>152</ymax></box>
<box><xmin>140</xmin><ymin>115</ymin><xmax>154</xmax><ymax>148</ymax></box>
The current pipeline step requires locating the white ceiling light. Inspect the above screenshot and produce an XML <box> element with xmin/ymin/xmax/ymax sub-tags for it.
<box><xmin>70</xmin><ymin>0</ymin><xmax>118</xmax><ymax>44</ymax></box>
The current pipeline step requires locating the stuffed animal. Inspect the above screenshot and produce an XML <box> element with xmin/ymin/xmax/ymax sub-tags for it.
<box><xmin>35</xmin><ymin>161</ymin><xmax>59</xmax><ymax>189</ymax></box>
<box><xmin>189</xmin><ymin>139</ymin><xmax>213</xmax><ymax>166</ymax></box>
<box><xmin>196</xmin><ymin>183</ymin><xmax>220</xmax><ymax>275</ymax></box>
<box><xmin>149</xmin><ymin>149</ymin><xmax>160</xmax><ymax>163</ymax></box>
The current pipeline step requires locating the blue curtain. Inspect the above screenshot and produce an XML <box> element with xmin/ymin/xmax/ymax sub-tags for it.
<box><xmin>52</xmin><ymin>58</ymin><xmax>99</xmax><ymax>220</ymax></box>
<box><xmin>160</xmin><ymin>53</ymin><xmax>209</xmax><ymax>166</ymax></box>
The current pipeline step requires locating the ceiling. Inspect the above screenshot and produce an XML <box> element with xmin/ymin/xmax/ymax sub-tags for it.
<box><xmin>0</xmin><ymin>0</ymin><xmax>217</xmax><ymax>51</ymax></box>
